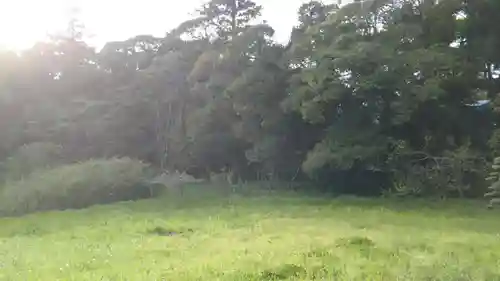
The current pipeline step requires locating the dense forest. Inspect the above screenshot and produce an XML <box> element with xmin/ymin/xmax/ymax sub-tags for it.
<box><xmin>1</xmin><ymin>0</ymin><xmax>500</xmax><ymax>200</ymax></box>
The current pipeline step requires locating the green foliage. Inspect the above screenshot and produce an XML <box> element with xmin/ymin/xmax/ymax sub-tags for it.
<box><xmin>286</xmin><ymin>0</ymin><xmax>497</xmax><ymax>195</ymax></box>
<box><xmin>485</xmin><ymin>157</ymin><xmax>500</xmax><ymax>207</ymax></box>
<box><xmin>1</xmin><ymin>0</ymin><xmax>500</xmax><ymax>198</ymax></box>
<box><xmin>0</xmin><ymin>142</ymin><xmax>64</xmax><ymax>181</ymax></box>
<box><xmin>199</xmin><ymin>0</ymin><xmax>263</xmax><ymax>41</ymax></box>
<box><xmin>389</xmin><ymin>144</ymin><xmax>488</xmax><ymax>198</ymax></box>
<box><xmin>0</xmin><ymin>158</ymin><xmax>155</xmax><ymax>216</ymax></box>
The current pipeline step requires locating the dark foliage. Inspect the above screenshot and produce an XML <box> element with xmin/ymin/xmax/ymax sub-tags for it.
<box><xmin>1</xmin><ymin>0</ymin><xmax>500</xmax><ymax>199</ymax></box>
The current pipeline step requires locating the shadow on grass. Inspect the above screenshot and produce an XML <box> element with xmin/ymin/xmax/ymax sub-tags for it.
<box><xmin>119</xmin><ymin>184</ymin><xmax>500</xmax><ymax>236</ymax></box>
<box><xmin>147</xmin><ymin>183</ymin><xmax>495</xmax><ymax>218</ymax></box>
<box><xmin>2</xmin><ymin>182</ymin><xmax>499</xmax><ymax>238</ymax></box>
<box><xmin>260</xmin><ymin>264</ymin><xmax>307</xmax><ymax>280</ymax></box>
<box><xmin>146</xmin><ymin>226</ymin><xmax>194</xmax><ymax>237</ymax></box>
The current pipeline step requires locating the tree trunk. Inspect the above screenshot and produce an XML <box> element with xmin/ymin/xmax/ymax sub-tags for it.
<box><xmin>231</xmin><ymin>0</ymin><xmax>237</xmax><ymax>39</ymax></box>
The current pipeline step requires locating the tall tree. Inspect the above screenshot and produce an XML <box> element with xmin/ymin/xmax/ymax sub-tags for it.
<box><xmin>198</xmin><ymin>0</ymin><xmax>263</xmax><ymax>41</ymax></box>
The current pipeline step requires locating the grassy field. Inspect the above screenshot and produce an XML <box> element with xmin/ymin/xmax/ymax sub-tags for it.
<box><xmin>1</xmin><ymin>185</ymin><xmax>500</xmax><ymax>280</ymax></box>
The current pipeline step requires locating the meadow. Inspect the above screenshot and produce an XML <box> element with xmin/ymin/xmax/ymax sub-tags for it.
<box><xmin>1</xmin><ymin>185</ymin><xmax>500</xmax><ymax>281</ymax></box>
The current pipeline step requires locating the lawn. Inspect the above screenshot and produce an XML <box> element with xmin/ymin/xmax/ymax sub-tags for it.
<box><xmin>1</xmin><ymin>185</ymin><xmax>500</xmax><ymax>280</ymax></box>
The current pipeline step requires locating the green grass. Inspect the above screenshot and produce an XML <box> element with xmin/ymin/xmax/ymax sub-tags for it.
<box><xmin>1</xmin><ymin>185</ymin><xmax>500</xmax><ymax>280</ymax></box>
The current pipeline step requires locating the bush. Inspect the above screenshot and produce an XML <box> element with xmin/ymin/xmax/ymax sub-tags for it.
<box><xmin>485</xmin><ymin>157</ymin><xmax>500</xmax><ymax>208</ymax></box>
<box><xmin>388</xmin><ymin>145</ymin><xmax>487</xmax><ymax>198</ymax></box>
<box><xmin>1</xmin><ymin>142</ymin><xmax>64</xmax><ymax>181</ymax></box>
<box><xmin>0</xmin><ymin>158</ymin><xmax>157</xmax><ymax>216</ymax></box>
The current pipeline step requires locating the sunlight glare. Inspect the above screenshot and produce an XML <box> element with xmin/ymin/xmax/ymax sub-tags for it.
<box><xmin>0</xmin><ymin>0</ymin><xmax>67</xmax><ymax>50</ymax></box>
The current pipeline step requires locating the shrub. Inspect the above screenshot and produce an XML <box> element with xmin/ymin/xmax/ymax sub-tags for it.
<box><xmin>1</xmin><ymin>142</ymin><xmax>64</xmax><ymax>181</ymax></box>
<box><xmin>0</xmin><ymin>158</ymin><xmax>157</xmax><ymax>216</ymax></box>
<box><xmin>388</xmin><ymin>145</ymin><xmax>487</xmax><ymax>198</ymax></box>
<box><xmin>485</xmin><ymin>157</ymin><xmax>500</xmax><ymax>208</ymax></box>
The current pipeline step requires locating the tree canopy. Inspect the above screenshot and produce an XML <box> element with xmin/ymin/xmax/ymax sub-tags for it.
<box><xmin>1</xmin><ymin>0</ymin><xmax>499</xmax><ymax>197</ymax></box>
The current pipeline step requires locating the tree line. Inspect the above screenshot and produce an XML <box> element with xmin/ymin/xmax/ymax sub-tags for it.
<box><xmin>1</xmin><ymin>0</ymin><xmax>499</xmax><ymax>198</ymax></box>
